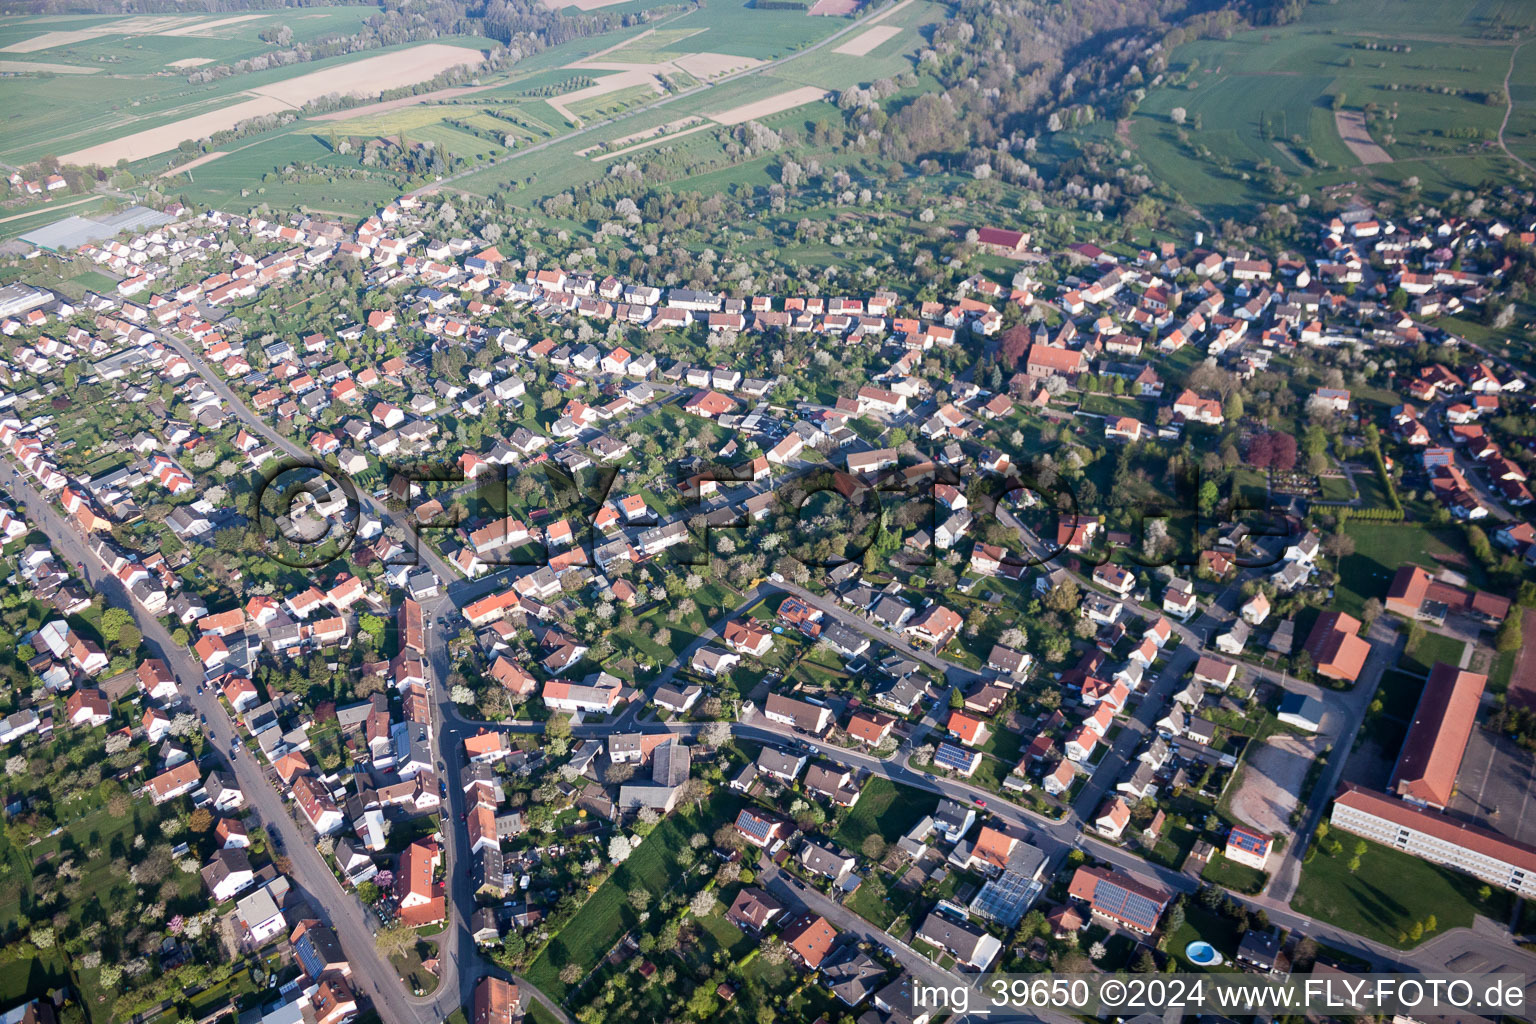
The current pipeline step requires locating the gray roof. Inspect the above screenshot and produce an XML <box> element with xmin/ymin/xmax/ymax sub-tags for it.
<box><xmin>652</xmin><ymin>742</ymin><xmax>691</xmax><ymax>787</ymax></box>
<box><xmin>22</xmin><ymin>205</ymin><xmax>173</xmax><ymax>251</ymax></box>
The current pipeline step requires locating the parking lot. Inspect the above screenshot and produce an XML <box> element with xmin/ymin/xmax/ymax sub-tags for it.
<box><xmin>1449</xmin><ymin>722</ymin><xmax>1536</xmax><ymax>846</ymax></box>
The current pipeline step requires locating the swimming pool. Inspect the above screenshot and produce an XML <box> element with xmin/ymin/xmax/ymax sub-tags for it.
<box><xmin>1185</xmin><ymin>940</ymin><xmax>1223</xmax><ymax>966</ymax></box>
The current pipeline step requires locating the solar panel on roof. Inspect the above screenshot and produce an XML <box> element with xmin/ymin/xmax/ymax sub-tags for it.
<box><xmin>294</xmin><ymin>934</ymin><xmax>324</xmax><ymax>978</ymax></box>
<box><xmin>1094</xmin><ymin>878</ymin><xmax>1163</xmax><ymax>930</ymax></box>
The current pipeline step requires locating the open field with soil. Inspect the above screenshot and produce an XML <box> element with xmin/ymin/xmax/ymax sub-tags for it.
<box><xmin>832</xmin><ymin>24</ymin><xmax>900</xmax><ymax>56</ymax></box>
<box><xmin>56</xmin><ymin>42</ymin><xmax>485</xmax><ymax>165</ymax></box>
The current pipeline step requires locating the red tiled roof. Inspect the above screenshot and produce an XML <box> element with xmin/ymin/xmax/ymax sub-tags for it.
<box><xmin>1335</xmin><ymin>784</ymin><xmax>1536</xmax><ymax>873</ymax></box>
<box><xmin>780</xmin><ymin>913</ymin><xmax>837</xmax><ymax>968</ymax></box>
<box><xmin>1391</xmin><ymin>662</ymin><xmax>1487</xmax><ymax>808</ymax></box>
<box><xmin>1304</xmin><ymin>611</ymin><xmax>1369</xmax><ymax>682</ymax></box>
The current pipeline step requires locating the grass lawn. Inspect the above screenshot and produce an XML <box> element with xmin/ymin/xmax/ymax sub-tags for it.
<box><xmin>695</xmin><ymin>910</ymin><xmax>755</xmax><ymax>960</ymax></box>
<box><xmin>1400</xmin><ymin>632</ymin><xmax>1466</xmax><ymax>676</ymax></box>
<box><xmin>1489</xmin><ymin>647</ymin><xmax>1518</xmax><ymax>696</ymax></box>
<box><xmin>845</xmin><ymin>871</ymin><xmax>906</xmax><ymax>931</ymax></box>
<box><xmin>1293</xmin><ymin>833</ymin><xmax>1495</xmax><ymax>947</ymax></box>
<box><xmin>1201</xmin><ymin>852</ymin><xmax>1269</xmax><ymax>895</ymax></box>
<box><xmin>1374</xmin><ymin>670</ymin><xmax>1425</xmax><ymax>719</ymax></box>
<box><xmin>1147</xmin><ymin>824</ymin><xmax>1200</xmax><ymax>872</ymax></box>
<box><xmin>1337</xmin><ymin>522</ymin><xmax>1475</xmax><ymax>618</ymax></box>
<box><xmin>833</xmin><ymin>776</ymin><xmax>929</xmax><ymax>852</ymax></box>
<box><xmin>525</xmin><ymin>790</ymin><xmax>743</xmax><ymax>1000</ymax></box>
<box><xmin>390</xmin><ymin>938</ymin><xmax>440</xmax><ymax>996</ymax></box>
<box><xmin>1318</xmin><ymin>475</ymin><xmax>1353</xmax><ymax>502</ymax></box>
<box><xmin>0</xmin><ymin>950</ymin><xmax>70</xmax><ymax>1013</ymax></box>
<box><xmin>1167</xmin><ymin>905</ymin><xmax>1245</xmax><ymax>972</ymax></box>
<box><xmin>525</xmin><ymin>1004</ymin><xmax>564</xmax><ymax>1024</ymax></box>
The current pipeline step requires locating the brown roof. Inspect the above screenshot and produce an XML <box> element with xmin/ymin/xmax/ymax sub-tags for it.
<box><xmin>399</xmin><ymin>598</ymin><xmax>424</xmax><ymax>654</ymax></box>
<box><xmin>971</xmin><ymin>826</ymin><xmax>1017</xmax><ymax>870</ymax></box>
<box><xmin>725</xmin><ymin>886</ymin><xmax>782</xmax><ymax>931</ymax></box>
<box><xmin>780</xmin><ymin>912</ymin><xmax>837</xmax><ymax>968</ymax></box>
<box><xmin>846</xmin><ymin>710</ymin><xmax>895</xmax><ymax>744</ymax></box>
<box><xmin>1304</xmin><ymin>611</ymin><xmax>1370</xmax><ymax>682</ymax></box>
<box><xmin>148</xmin><ymin>760</ymin><xmax>199</xmax><ymax>800</ymax></box>
<box><xmin>137</xmin><ymin>658</ymin><xmax>175</xmax><ymax>690</ymax></box>
<box><xmin>1391</xmin><ymin>663</ymin><xmax>1487</xmax><ymax>809</ymax></box>
<box><xmin>473</xmin><ymin>977</ymin><xmax>518</xmax><ymax>1024</ymax></box>
<box><xmin>1027</xmin><ymin>344</ymin><xmax>1085</xmax><ymax>373</ymax></box>
<box><xmin>1386</xmin><ymin>565</ymin><xmax>1512</xmax><ymax>622</ymax></box>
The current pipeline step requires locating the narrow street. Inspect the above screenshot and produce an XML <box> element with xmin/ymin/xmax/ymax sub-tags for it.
<box><xmin>1</xmin><ymin>460</ymin><xmax>439</xmax><ymax>1024</ymax></box>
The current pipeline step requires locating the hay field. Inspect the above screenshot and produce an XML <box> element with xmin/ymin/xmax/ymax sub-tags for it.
<box><xmin>155</xmin><ymin>14</ymin><xmax>270</xmax><ymax>38</ymax></box>
<box><xmin>61</xmin><ymin>95</ymin><xmax>293</xmax><ymax>164</ymax></box>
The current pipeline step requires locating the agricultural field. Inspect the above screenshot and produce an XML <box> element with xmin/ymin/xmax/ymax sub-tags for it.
<box><xmin>0</xmin><ymin>37</ymin><xmax>493</xmax><ymax>168</ymax></box>
<box><xmin>450</xmin><ymin>0</ymin><xmax>937</xmax><ymax>203</ymax></box>
<box><xmin>1098</xmin><ymin>0</ymin><xmax>1531</xmax><ymax>221</ymax></box>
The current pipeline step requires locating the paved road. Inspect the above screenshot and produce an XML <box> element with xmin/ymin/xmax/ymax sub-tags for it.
<box><xmin>154</xmin><ymin>339</ymin><xmax>497</xmax><ymax>1021</ymax></box>
<box><xmin>1</xmin><ymin>459</ymin><xmax>435</xmax><ymax>1024</ymax></box>
<box><xmin>1424</xmin><ymin>396</ymin><xmax>1514</xmax><ymax>523</ymax></box>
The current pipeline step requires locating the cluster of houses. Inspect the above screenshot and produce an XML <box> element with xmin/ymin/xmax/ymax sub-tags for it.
<box><xmin>722</xmin><ymin>793</ymin><xmax>1047</xmax><ymax>1014</ymax></box>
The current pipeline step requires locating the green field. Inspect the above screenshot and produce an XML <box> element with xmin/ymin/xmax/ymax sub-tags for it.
<box><xmin>524</xmin><ymin>791</ymin><xmax>744</xmax><ymax>1000</ymax></box>
<box><xmin>622</xmin><ymin>2</ymin><xmax>843</xmax><ymax>60</ymax></box>
<box><xmin>832</xmin><ymin>775</ymin><xmax>930</xmax><ymax>850</ymax></box>
<box><xmin>1335</xmin><ymin>521</ymin><xmax>1479</xmax><ymax>618</ymax></box>
<box><xmin>1101</xmin><ymin>0</ymin><xmax>1531</xmax><ymax>220</ymax></box>
<box><xmin>567</xmin><ymin>83</ymin><xmax>662</xmax><ymax>122</ymax></box>
<box><xmin>1294</xmin><ymin>831</ymin><xmax>1498</xmax><ymax>947</ymax></box>
<box><xmin>0</xmin><ymin>10</ymin><xmax>414</xmax><ymax>165</ymax></box>
<box><xmin>1400</xmin><ymin>631</ymin><xmax>1467</xmax><ymax>676</ymax></box>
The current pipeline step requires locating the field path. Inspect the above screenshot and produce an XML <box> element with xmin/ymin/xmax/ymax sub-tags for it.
<box><xmin>1497</xmin><ymin>37</ymin><xmax>1534</xmax><ymax>175</ymax></box>
<box><xmin>0</xmin><ymin>194</ymin><xmax>100</xmax><ymax>223</ymax></box>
